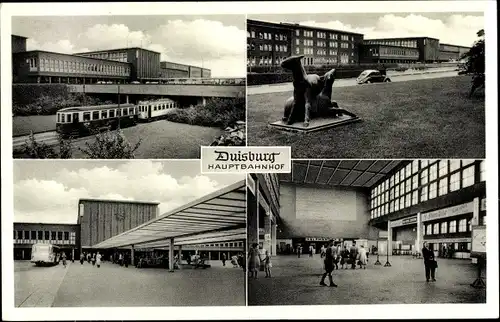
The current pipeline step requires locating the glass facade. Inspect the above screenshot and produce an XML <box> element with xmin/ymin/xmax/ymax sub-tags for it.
<box><xmin>13</xmin><ymin>229</ymin><xmax>76</xmax><ymax>245</ymax></box>
<box><xmin>370</xmin><ymin>160</ymin><xmax>482</xmax><ymax>219</ymax></box>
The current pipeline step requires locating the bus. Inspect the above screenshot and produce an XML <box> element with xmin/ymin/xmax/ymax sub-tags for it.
<box><xmin>31</xmin><ymin>243</ymin><xmax>61</xmax><ymax>266</ymax></box>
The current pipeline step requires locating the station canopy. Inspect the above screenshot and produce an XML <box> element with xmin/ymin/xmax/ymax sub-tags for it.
<box><xmin>93</xmin><ymin>180</ymin><xmax>246</xmax><ymax>249</ymax></box>
<box><xmin>280</xmin><ymin>160</ymin><xmax>404</xmax><ymax>188</ymax></box>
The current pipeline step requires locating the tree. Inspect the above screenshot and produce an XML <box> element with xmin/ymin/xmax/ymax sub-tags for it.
<box><xmin>461</xmin><ymin>29</ymin><xmax>485</xmax><ymax>97</ymax></box>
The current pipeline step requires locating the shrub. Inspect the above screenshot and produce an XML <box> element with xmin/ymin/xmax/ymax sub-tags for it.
<box><xmin>22</xmin><ymin>132</ymin><xmax>72</xmax><ymax>159</ymax></box>
<box><xmin>78</xmin><ymin>129</ymin><xmax>142</xmax><ymax>159</ymax></box>
<box><xmin>164</xmin><ymin>97</ymin><xmax>245</xmax><ymax>129</ymax></box>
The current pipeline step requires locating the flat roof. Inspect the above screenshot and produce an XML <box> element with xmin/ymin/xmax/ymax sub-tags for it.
<box><xmin>14</xmin><ymin>50</ymin><xmax>132</xmax><ymax>64</ymax></box>
<box><xmin>280</xmin><ymin>22</ymin><xmax>364</xmax><ymax>36</ymax></box>
<box><xmin>79</xmin><ymin>198</ymin><xmax>159</xmax><ymax>205</ymax></box>
<box><xmin>74</xmin><ymin>47</ymin><xmax>160</xmax><ymax>55</ymax></box>
<box><xmin>440</xmin><ymin>43</ymin><xmax>471</xmax><ymax>49</ymax></box>
<box><xmin>92</xmin><ymin>180</ymin><xmax>246</xmax><ymax>249</ymax></box>
<box><xmin>160</xmin><ymin>61</ymin><xmax>206</xmax><ymax>70</ymax></box>
<box><xmin>362</xmin><ymin>43</ymin><xmax>420</xmax><ymax>49</ymax></box>
<box><xmin>14</xmin><ymin>222</ymin><xmax>78</xmax><ymax>226</ymax></box>
<box><xmin>12</xmin><ymin>34</ymin><xmax>28</xmax><ymax>39</ymax></box>
<box><xmin>58</xmin><ymin>104</ymin><xmax>135</xmax><ymax>113</ymax></box>
<box><xmin>365</xmin><ymin>36</ymin><xmax>439</xmax><ymax>41</ymax></box>
<box><xmin>247</xmin><ymin>19</ymin><xmax>294</xmax><ymax>30</ymax></box>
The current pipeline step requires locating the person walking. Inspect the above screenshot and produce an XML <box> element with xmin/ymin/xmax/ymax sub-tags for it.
<box><xmin>358</xmin><ymin>245</ymin><xmax>368</xmax><ymax>269</ymax></box>
<box><xmin>96</xmin><ymin>252</ymin><xmax>102</xmax><ymax>268</ymax></box>
<box><xmin>222</xmin><ymin>253</ymin><xmax>227</xmax><ymax>266</ymax></box>
<box><xmin>319</xmin><ymin>240</ymin><xmax>338</xmax><ymax>287</ymax></box>
<box><xmin>349</xmin><ymin>242</ymin><xmax>358</xmax><ymax>269</ymax></box>
<box><xmin>332</xmin><ymin>242</ymin><xmax>339</xmax><ymax>270</ymax></box>
<box><xmin>422</xmin><ymin>242</ymin><xmax>437</xmax><ymax>282</ymax></box>
<box><xmin>87</xmin><ymin>252</ymin><xmax>91</xmax><ymax>263</ymax></box>
<box><xmin>248</xmin><ymin>243</ymin><xmax>262</xmax><ymax>279</ymax></box>
<box><xmin>309</xmin><ymin>244</ymin><xmax>314</xmax><ymax>258</ymax></box>
<box><xmin>61</xmin><ymin>252</ymin><xmax>67</xmax><ymax>268</ymax></box>
<box><xmin>320</xmin><ymin>244</ymin><xmax>326</xmax><ymax>258</ymax></box>
<box><xmin>263</xmin><ymin>250</ymin><xmax>272</xmax><ymax>278</ymax></box>
<box><xmin>91</xmin><ymin>253</ymin><xmax>96</xmax><ymax>266</ymax></box>
<box><xmin>341</xmin><ymin>246</ymin><xmax>350</xmax><ymax>269</ymax></box>
<box><xmin>80</xmin><ymin>252</ymin><xmax>84</xmax><ymax>265</ymax></box>
<box><xmin>297</xmin><ymin>245</ymin><xmax>302</xmax><ymax>258</ymax></box>
<box><xmin>119</xmin><ymin>253</ymin><xmax>124</xmax><ymax>266</ymax></box>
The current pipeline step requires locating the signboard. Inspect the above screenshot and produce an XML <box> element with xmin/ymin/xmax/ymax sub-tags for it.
<box><xmin>424</xmin><ymin>237</ymin><xmax>471</xmax><ymax>243</ymax></box>
<box><xmin>390</xmin><ymin>215</ymin><xmax>417</xmax><ymax>228</ymax></box>
<box><xmin>480</xmin><ymin>198</ymin><xmax>486</xmax><ymax>211</ymax></box>
<box><xmin>305</xmin><ymin>237</ymin><xmax>330</xmax><ymax>242</ymax></box>
<box><xmin>471</xmin><ymin>225</ymin><xmax>486</xmax><ymax>258</ymax></box>
<box><xmin>258</xmin><ymin>228</ymin><xmax>265</xmax><ymax>235</ymax></box>
<box><xmin>264</xmin><ymin>234</ymin><xmax>271</xmax><ymax>242</ymax></box>
<box><xmin>421</xmin><ymin>202</ymin><xmax>474</xmax><ymax>222</ymax></box>
<box><xmin>378</xmin><ymin>230</ymin><xmax>388</xmax><ymax>239</ymax></box>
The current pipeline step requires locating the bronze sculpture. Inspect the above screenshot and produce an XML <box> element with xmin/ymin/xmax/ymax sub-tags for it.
<box><xmin>281</xmin><ymin>55</ymin><xmax>358</xmax><ymax>127</ymax></box>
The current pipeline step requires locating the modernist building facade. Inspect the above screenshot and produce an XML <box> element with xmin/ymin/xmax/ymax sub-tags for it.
<box><xmin>369</xmin><ymin>160</ymin><xmax>486</xmax><ymax>260</ymax></box>
<box><xmin>13</xmin><ymin>222</ymin><xmax>80</xmax><ymax>260</ymax></box>
<box><xmin>248</xmin><ymin>159</ymin><xmax>485</xmax><ymax>262</ymax></box>
<box><xmin>247</xmin><ymin>19</ymin><xmax>470</xmax><ymax>67</ymax></box>
<box><xmin>12</xmin><ymin>35</ymin><xmax>211</xmax><ymax>84</ymax></box>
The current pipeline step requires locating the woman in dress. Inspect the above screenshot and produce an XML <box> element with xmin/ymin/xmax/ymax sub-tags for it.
<box><xmin>247</xmin><ymin>243</ymin><xmax>262</xmax><ymax>279</ymax></box>
<box><xmin>358</xmin><ymin>245</ymin><xmax>368</xmax><ymax>269</ymax></box>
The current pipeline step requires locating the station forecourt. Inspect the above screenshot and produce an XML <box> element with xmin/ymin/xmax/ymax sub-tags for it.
<box><xmin>247</xmin><ymin>160</ymin><xmax>487</xmax><ymax>305</ymax></box>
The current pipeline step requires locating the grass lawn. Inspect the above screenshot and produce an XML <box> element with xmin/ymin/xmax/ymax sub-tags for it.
<box><xmin>64</xmin><ymin>120</ymin><xmax>222</xmax><ymax>159</ymax></box>
<box><xmin>13</xmin><ymin>115</ymin><xmax>56</xmax><ymax>137</ymax></box>
<box><xmin>247</xmin><ymin>75</ymin><xmax>485</xmax><ymax>158</ymax></box>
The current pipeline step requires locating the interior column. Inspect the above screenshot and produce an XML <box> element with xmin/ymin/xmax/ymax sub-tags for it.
<box><xmin>131</xmin><ymin>245</ymin><xmax>135</xmax><ymax>266</ymax></box>
<box><xmin>415</xmin><ymin>212</ymin><xmax>423</xmax><ymax>254</ymax></box>
<box><xmin>264</xmin><ymin>211</ymin><xmax>272</xmax><ymax>254</ymax></box>
<box><xmin>271</xmin><ymin>220</ymin><xmax>277</xmax><ymax>256</ymax></box>
<box><xmin>387</xmin><ymin>220</ymin><xmax>393</xmax><ymax>257</ymax></box>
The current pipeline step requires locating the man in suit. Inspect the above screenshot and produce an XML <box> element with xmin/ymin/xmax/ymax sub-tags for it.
<box><xmin>319</xmin><ymin>240</ymin><xmax>338</xmax><ymax>287</ymax></box>
<box><xmin>349</xmin><ymin>242</ymin><xmax>358</xmax><ymax>269</ymax></box>
<box><xmin>422</xmin><ymin>242</ymin><xmax>437</xmax><ymax>282</ymax></box>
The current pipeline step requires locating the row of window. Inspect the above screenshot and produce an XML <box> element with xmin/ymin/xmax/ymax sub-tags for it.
<box><xmin>365</xmin><ymin>39</ymin><xmax>418</xmax><ymax>48</ymax></box>
<box><xmin>57</xmin><ymin>107</ymin><xmax>137</xmax><ymax>123</ymax></box>
<box><xmin>427</xmin><ymin>242</ymin><xmax>471</xmax><ymax>252</ymax></box>
<box><xmin>294</xmin><ymin>46</ymin><xmax>355</xmax><ymax>57</ymax></box>
<box><xmin>195</xmin><ymin>241</ymin><xmax>244</xmax><ymax>248</ymax></box>
<box><xmin>370</xmin><ymin>160</ymin><xmax>484</xmax><ymax>219</ymax></box>
<box><xmin>295</xmin><ymin>29</ymin><xmax>355</xmax><ymax>42</ymax></box>
<box><xmin>138</xmin><ymin>101</ymin><xmax>179</xmax><ymax>112</ymax></box>
<box><xmin>28</xmin><ymin>57</ymin><xmax>131</xmax><ymax>76</ymax></box>
<box><xmin>78</xmin><ymin>51</ymin><xmax>129</xmax><ymax>63</ymax></box>
<box><xmin>247</xmin><ymin>43</ymin><xmax>288</xmax><ymax>53</ymax></box>
<box><xmin>425</xmin><ymin>218</ymin><xmax>470</xmax><ymax>235</ymax></box>
<box><xmin>247</xmin><ymin>30</ymin><xmax>288</xmax><ymax>42</ymax></box>
<box><xmin>370</xmin><ymin>47</ymin><xmax>419</xmax><ymax>57</ymax></box>
<box><xmin>14</xmin><ymin>230</ymin><xmax>76</xmax><ymax>243</ymax></box>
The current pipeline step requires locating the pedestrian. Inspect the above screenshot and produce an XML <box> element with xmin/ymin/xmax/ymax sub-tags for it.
<box><xmin>341</xmin><ymin>246</ymin><xmax>350</xmax><ymax>269</ymax></box>
<box><xmin>248</xmin><ymin>243</ymin><xmax>261</xmax><ymax>279</ymax></box>
<box><xmin>71</xmin><ymin>252</ymin><xmax>74</xmax><ymax>263</ymax></box>
<box><xmin>61</xmin><ymin>252</ymin><xmax>67</xmax><ymax>268</ymax></box>
<box><xmin>332</xmin><ymin>242</ymin><xmax>339</xmax><ymax>270</ymax></box>
<box><xmin>309</xmin><ymin>244</ymin><xmax>314</xmax><ymax>258</ymax></box>
<box><xmin>319</xmin><ymin>240</ymin><xmax>338</xmax><ymax>287</ymax></box>
<box><xmin>96</xmin><ymin>252</ymin><xmax>102</xmax><ymax>268</ymax></box>
<box><xmin>80</xmin><ymin>252</ymin><xmax>84</xmax><ymax>265</ymax></box>
<box><xmin>358</xmin><ymin>245</ymin><xmax>368</xmax><ymax>269</ymax></box>
<box><xmin>119</xmin><ymin>253</ymin><xmax>124</xmax><ymax>266</ymax></box>
<box><xmin>349</xmin><ymin>242</ymin><xmax>358</xmax><ymax>269</ymax></box>
<box><xmin>320</xmin><ymin>244</ymin><xmax>326</xmax><ymax>258</ymax></box>
<box><xmin>92</xmin><ymin>253</ymin><xmax>96</xmax><ymax>266</ymax></box>
<box><xmin>263</xmin><ymin>250</ymin><xmax>272</xmax><ymax>278</ymax></box>
<box><xmin>422</xmin><ymin>242</ymin><xmax>437</xmax><ymax>282</ymax></box>
<box><xmin>297</xmin><ymin>245</ymin><xmax>302</xmax><ymax>258</ymax></box>
<box><xmin>124</xmin><ymin>253</ymin><xmax>129</xmax><ymax>267</ymax></box>
<box><xmin>222</xmin><ymin>253</ymin><xmax>227</xmax><ymax>266</ymax></box>
<box><xmin>87</xmin><ymin>252</ymin><xmax>90</xmax><ymax>263</ymax></box>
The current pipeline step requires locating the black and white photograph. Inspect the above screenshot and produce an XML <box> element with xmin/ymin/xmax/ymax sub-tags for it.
<box><xmin>247</xmin><ymin>160</ymin><xmax>487</xmax><ymax>305</ymax></box>
<box><xmin>11</xmin><ymin>15</ymin><xmax>246</xmax><ymax>159</ymax></box>
<box><xmin>246</xmin><ymin>13</ymin><xmax>486</xmax><ymax>159</ymax></box>
<box><xmin>12</xmin><ymin>160</ymin><xmax>246</xmax><ymax>307</ymax></box>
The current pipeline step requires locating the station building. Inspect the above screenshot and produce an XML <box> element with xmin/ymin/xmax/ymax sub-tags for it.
<box><xmin>247</xmin><ymin>160</ymin><xmax>486</xmax><ymax>262</ymax></box>
<box><xmin>12</xmin><ymin>35</ymin><xmax>211</xmax><ymax>84</ymax></box>
<box><xmin>363</xmin><ymin>37</ymin><xmax>442</xmax><ymax>63</ymax></box>
<box><xmin>438</xmin><ymin>43</ymin><xmax>471</xmax><ymax>62</ymax></box>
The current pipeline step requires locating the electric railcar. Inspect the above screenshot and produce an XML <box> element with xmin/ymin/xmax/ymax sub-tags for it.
<box><xmin>137</xmin><ymin>98</ymin><xmax>180</xmax><ymax>122</ymax></box>
<box><xmin>56</xmin><ymin>104</ymin><xmax>138</xmax><ymax>137</ymax></box>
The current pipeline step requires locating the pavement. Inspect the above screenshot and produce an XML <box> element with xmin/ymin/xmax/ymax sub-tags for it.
<box><xmin>14</xmin><ymin>260</ymin><xmax>245</xmax><ymax>307</ymax></box>
<box><xmin>248</xmin><ymin>255</ymin><xmax>486</xmax><ymax>306</ymax></box>
<box><xmin>247</xmin><ymin>70</ymin><xmax>459</xmax><ymax>95</ymax></box>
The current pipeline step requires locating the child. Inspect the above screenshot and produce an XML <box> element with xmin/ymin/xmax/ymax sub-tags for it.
<box><xmin>263</xmin><ymin>250</ymin><xmax>272</xmax><ymax>278</ymax></box>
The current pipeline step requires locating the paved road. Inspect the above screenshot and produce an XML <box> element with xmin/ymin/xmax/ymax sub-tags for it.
<box><xmin>247</xmin><ymin>70</ymin><xmax>459</xmax><ymax>95</ymax></box>
<box><xmin>15</xmin><ymin>260</ymin><xmax>244</xmax><ymax>307</ymax></box>
<box><xmin>248</xmin><ymin>255</ymin><xmax>486</xmax><ymax>305</ymax></box>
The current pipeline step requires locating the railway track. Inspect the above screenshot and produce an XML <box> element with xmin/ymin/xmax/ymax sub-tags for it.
<box><xmin>13</xmin><ymin>131</ymin><xmax>60</xmax><ymax>150</ymax></box>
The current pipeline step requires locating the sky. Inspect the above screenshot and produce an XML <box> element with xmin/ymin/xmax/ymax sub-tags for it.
<box><xmin>248</xmin><ymin>12</ymin><xmax>484</xmax><ymax>47</ymax></box>
<box><xmin>13</xmin><ymin>160</ymin><xmax>244</xmax><ymax>224</ymax></box>
<box><xmin>12</xmin><ymin>15</ymin><xmax>246</xmax><ymax>77</ymax></box>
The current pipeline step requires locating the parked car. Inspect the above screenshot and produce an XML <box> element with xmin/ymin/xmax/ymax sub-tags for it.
<box><xmin>356</xmin><ymin>70</ymin><xmax>391</xmax><ymax>84</ymax></box>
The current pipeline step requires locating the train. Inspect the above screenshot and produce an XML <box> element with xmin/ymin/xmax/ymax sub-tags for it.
<box><xmin>55</xmin><ymin>103</ymin><xmax>138</xmax><ymax>137</ymax></box>
<box><xmin>137</xmin><ymin>98</ymin><xmax>180</xmax><ymax>122</ymax></box>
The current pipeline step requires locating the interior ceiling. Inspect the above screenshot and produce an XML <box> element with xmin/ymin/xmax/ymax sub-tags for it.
<box><xmin>92</xmin><ymin>180</ymin><xmax>246</xmax><ymax>249</ymax></box>
<box><xmin>279</xmin><ymin>160</ymin><xmax>405</xmax><ymax>188</ymax></box>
